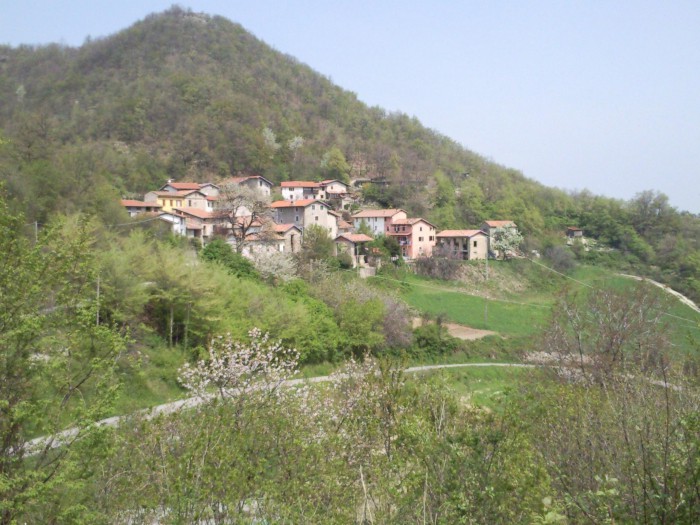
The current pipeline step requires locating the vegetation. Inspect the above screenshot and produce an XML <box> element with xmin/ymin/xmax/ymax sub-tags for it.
<box><xmin>0</xmin><ymin>6</ymin><xmax>699</xmax><ymax>522</ymax></box>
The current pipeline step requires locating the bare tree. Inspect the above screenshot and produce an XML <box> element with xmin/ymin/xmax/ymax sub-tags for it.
<box><xmin>216</xmin><ymin>183</ymin><xmax>272</xmax><ymax>253</ymax></box>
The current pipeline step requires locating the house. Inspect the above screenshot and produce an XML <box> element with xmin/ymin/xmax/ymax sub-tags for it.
<box><xmin>481</xmin><ymin>220</ymin><xmax>519</xmax><ymax>256</ymax></box>
<box><xmin>337</xmin><ymin>219</ymin><xmax>354</xmax><ymax>235</ymax></box>
<box><xmin>156</xmin><ymin>211</ymin><xmax>187</xmax><ymax>236</ymax></box>
<box><xmin>319</xmin><ymin>179</ymin><xmax>350</xmax><ymax>197</ymax></box>
<box><xmin>435</xmin><ymin>230</ymin><xmax>489</xmax><ymax>260</ymax></box>
<box><xmin>319</xmin><ymin>179</ymin><xmax>353</xmax><ymax>208</ymax></box>
<box><xmin>270</xmin><ymin>199</ymin><xmax>337</xmax><ymax>239</ymax></box>
<box><xmin>242</xmin><ymin>223</ymin><xmax>302</xmax><ymax>256</ymax></box>
<box><xmin>120</xmin><ymin>200</ymin><xmax>162</xmax><ymax>217</ymax></box>
<box><xmin>280</xmin><ymin>181</ymin><xmax>320</xmax><ymax>201</ymax></box>
<box><xmin>158</xmin><ymin>181</ymin><xmax>220</xmax><ymax>197</ymax></box>
<box><xmin>566</xmin><ymin>227</ymin><xmax>584</xmax><ymax>241</ymax></box>
<box><xmin>387</xmin><ymin>218</ymin><xmax>437</xmax><ymax>259</ymax></box>
<box><xmin>144</xmin><ymin>190</ymin><xmax>210</xmax><ymax>213</ymax></box>
<box><xmin>220</xmin><ymin>175</ymin><xmax>273</xmax><ymax>197</ymax></box>
<box><xmin>172</xmin><ymin>207</ymin><xmax>226</xmax><ymax>241</ymax></box>
<box><xmin>351</xmin><ymin>209</ymin><xmax>407</xmax><ymax>236</ymax></box>
<box><xmin>335</xmin><ymin>233</ymin><xmax>373</xmax><ymax>268</ymax></box>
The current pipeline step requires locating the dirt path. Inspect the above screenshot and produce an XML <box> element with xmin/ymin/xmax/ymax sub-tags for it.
<box><xmin>412</xmin><ymin>318</ymin><xmax>497</xmax><ymax>340</ymax></box>
<box><xmin>618</xmin><ymin>274</ymin><xmax>700</xmax><ymax>314</ymax></box>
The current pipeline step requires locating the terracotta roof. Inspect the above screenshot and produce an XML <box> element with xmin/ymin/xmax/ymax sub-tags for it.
<box><xmin>567</xmin><ymin>226</ymin><xmax>583</xmax><ymax>231</ymax></box>
<box><xmin>179</xmin><ymin>189</ymin><xmax>207</xmax><ymax>197</ymax></box>
<box><xmin>352</xmin><ymin>208</ymin><xmax>406</xmax><ymax>218</ymax></box>
<box><xmin>220</xmin><ymin>175</ymin><xmax>272</xmax><ymax>186</ymax></box>
<box><xmin>173</xmin><ymin>207</ymin><xmax>219</xmax><ymax>220</ymax></box>
<box><xmin>121</xmin><ymin>200</ymin><xmax>162</xmax><ymax>207</ymax></box>
<box><xmin>336</xmin><ymin>233</ymin><xmax>373</xmax><ymax>243</ymax></box>
<box><xmin>167</xmin><ymin>182</ymin><xmax>202</xmax><ymax>190</ymax></box>
<box><xmin>281</xmin><ymin>181</ymin><xmax>320</xmax><ymax>188</ymax></box>
<box><xmin>152</xmin><ymin>191</ymin><xmax>187</xmax><ymax>197</ymax></box>
<box><xmin>271</xmin><ymin>199</ymin><xmax>326</xmax><ymax>208</ymax></box>
<box><xmin>338</xmin><ymin>220</ymin><xmax>353</xmax><ymax>230</ymax></box>
<box><xmin>436</xmin><ymin>229</ymin><xmax>486</xmax><ymax>238</ymax></box>
<box><xmin>392</xmin><ymin>218</ymin><xmax>436</xmax><ymax>227</ymax></box>
<box><xmin>273</xmin><ymin>223</ymin><xmax>301</xmax><ymax>233</ymax></box>
<box><xmin>206</xmin><ymin>196</ymin><xmax>218</xmax><ymax>201</ymax></box>
<box><xmin>320</xmin><ymin>179</ymin><xmax>348</xmax><ymax>186</ymax></box>
<box><xmin>484</xmin><ymin>220</ymin><xmax>516</xmax><ymax>227</ymax></box>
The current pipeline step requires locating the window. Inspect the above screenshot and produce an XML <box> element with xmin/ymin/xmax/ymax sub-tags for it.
<box><xmin>315</xmin><ymin>216</ymin><xmax>319</xmax><ymax>221</ymax></box>
<box><xmin>312</xmin><ymin>205</ymin><xmax>315</xmax><ymax>210</ymax></box>
<box><xmin>473</xmin><ymin>240</ymin><xmax>478</xmax><ymax>248</ymax></box>
<box><xmin>429</xmin><ymin>236</ymin><xmax>434</xmax><ymax>241</ymax></box>
<box><xmin>295</xmin><ymin>215</ymin><xmax>299</xmax><ymax>222</ymax></box>
<box><xmin>419</xmin><ymin>237</ymin><xmax>424</xmax><ymax>242</ymax></box>
<box><xmin>188</xmin><ymin>200</ymin><xmax>192</xmax><ymax>207</ymax></box>
<box><xmin>170</xmin><ymin>200</ymin><xmax>173</xmax><ymax>206</ymax></box>
<box><xmin>420</xmin><ymin>226</ymin><xmax>423</xmax><ymax>232</ymax></box>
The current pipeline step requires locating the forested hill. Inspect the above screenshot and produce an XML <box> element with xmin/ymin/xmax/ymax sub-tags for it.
<box><xmin>0</xmin><ymin>7</ymin><xmax>541</xmax><ymax>218</ymax></box>
<box><xmin>0</xmin><ymin>6</ymin><xmax>699</xmax><ymax>300</ymax></box>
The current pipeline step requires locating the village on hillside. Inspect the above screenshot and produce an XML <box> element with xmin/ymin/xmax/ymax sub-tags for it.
<box><xmin>121</xmin><ymin>176</ymin><xmax>532</xmax><ymax>269</ymax></box>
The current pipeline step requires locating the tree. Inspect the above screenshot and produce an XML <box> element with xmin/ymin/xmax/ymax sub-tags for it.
<box><xmin>320</xmin><ymin>147</ymin><xmax>351</xmax><ymax>183</ymax></box>
<box><xmin>0</xmin><ymin>200</ymin><xmax>125</xmax><ymax>524</ymax></box>
<box><xmin>491</xmin><ymin>226</ymin><xmax>523</xmax><ymax>259</ymax></box>
<box><xmin>527</xmin><ymin>285</ymin><xmax>700</xmax><ymax>522</ymax></box>
<box><xmin>216</xmin><ymin>183</ymin><xmax>272</xmax><ymax>253</ymax></box>
<box><xmin>201</xmin><ymin>238</ymin><xmax>259</xmax><ymax>280</ymax></box>
<box><xmin>297</xmin><ymin>223</ymin><xmax>335</xmax><ymax>269</ymax></box>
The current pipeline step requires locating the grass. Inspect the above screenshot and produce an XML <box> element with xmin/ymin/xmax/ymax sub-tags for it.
<box><xmin>400</xmin><ymin>273</ymin><xmax>551</xmax><ymax>337</ymax></box>
<box><xmin>409</xmin><ymin>365</ymin><xmax>537</xmax><ymax>409</ymax></box>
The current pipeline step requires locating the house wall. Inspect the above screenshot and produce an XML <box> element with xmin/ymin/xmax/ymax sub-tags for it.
<box><xmin>242</xmin><ymin>178</ymin><xmax>271</xmax><ymax>197</ymax></box>
<box><xmin>303</xmin><ymin>203</ymin><xmax>337</xmax><ymax>238</ymax></box>
<box><xmin>353</xmin><ymin>210</ymin><xmax>407</xmax><ymax>235</ymax></box>
<box><xmin>410</xmin><ymin>221</ymin><xmax>436</xmax><ymax>258</ymax></box>
<box><xmin>282</xmin><ymin>230</ymin><xmax>301</xmax><ymax>253</ymax></box>
<box><xmin>182</xmin><ymin>192</ymin><xmax>208</xmax><ymax>210</ymax></box>
<box><xmin>274</xmin><ymin>206</ymin><xmax>304</xmax><ymax>230</ymax></box>
<box><xmin>281</xmin><ymin>186</ymin><xmax>316</xmax><ymax>201</ymax></box>
<box><xmin>157</xmin><ymin>195</ymin><xmax>184</xmax><ymax>212</ymax></box>
<box><xmin>323</xmin><ymin>181</ymin><xmax>349</xmax><ymax>194</ymax></box>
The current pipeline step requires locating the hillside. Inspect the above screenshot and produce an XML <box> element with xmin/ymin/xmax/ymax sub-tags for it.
<box><xmin>0</xmin><ymin>6</ymin><xmax>699</xmax><ymax>301</ymax></box>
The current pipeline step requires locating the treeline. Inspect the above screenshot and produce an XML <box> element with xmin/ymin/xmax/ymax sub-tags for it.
<box><xmin>0</xmin><ymin>6</ymin><xmax>698</xmax><ymax>301</ymax></box>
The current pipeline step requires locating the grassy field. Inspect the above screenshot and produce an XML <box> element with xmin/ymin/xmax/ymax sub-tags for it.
<box><xmin>396</xmin><ymin>262</ymin><xmax>700</xmax><ymax>352</ymax></box>
<box><xmin>409</xmin><ymin>365</ymin><xmax>538</xmax><ymax>409</ymax></box>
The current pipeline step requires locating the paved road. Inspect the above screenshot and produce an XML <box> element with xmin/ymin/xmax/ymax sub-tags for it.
<box><xmin>25</xmin><ymin>362</ymin><xmax>533</xmax><ymax>453</ymax></box>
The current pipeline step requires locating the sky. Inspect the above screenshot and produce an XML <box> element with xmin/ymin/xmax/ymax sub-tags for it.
<box><xmin>2</xmin><ymin>1</ymin><xmax>699</xmax><ymax>213</ymax></box>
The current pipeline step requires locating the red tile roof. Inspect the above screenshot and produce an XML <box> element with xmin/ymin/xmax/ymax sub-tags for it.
<box><xmin>173</xmin><ymin>207</ymin><xmax>219</xmax><ymax>220</ymax></box>
<box><xmin>436</xmin><ymin>229</ymin><xmax>486</xmax><ymax>238</ymax></box>
<box><xmin>352</xmin><ymin>209</ymin><xmax>406</xmax><ymax>218</ymax></box>
<box><xmin>392</xmin><ymin>218</ymin><xmax>436</xmax><ymax>227</ymax></box>
<box><xmin>273</xmin><ymin>223</ymin><xmax>301</xmax><ymax>233</ymax></box>
<box><xmin>484</xmin><ymin>220</ymin><xmax>516</xmax><ymax>227</ymax></box>
<box><xmin>336</xmin><ymin>233</ymin><xmax>373</xmax><ymax>243</ymax></box>
<box><xmin>220</xmin><ymin>175</ymin><xmax>272</xmax><ymax>186</ymax></box>
<box><xmin>167</xmin><ymin>182</ymin><xmax>202</xmax><ymax>190</ymax></box>
<box><xmin>120</xmin><ymin>200</ymin><xmax>162</xmax><ymax>207</ymax></box>
<box><xmin>271</xmin><ymin>199</ymin><xmax>326</xmax><ymax>208</ymax></box>
<box><xmin>281</xmin><ymin>181</ymin><xmax>320</xmax><ymax>188</ymax></box>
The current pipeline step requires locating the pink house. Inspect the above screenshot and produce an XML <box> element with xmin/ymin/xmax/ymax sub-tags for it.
<box><xmin>351</xmin><ymin>209</ymin><xmax>407</xmax><ymax>236</ymax></box>
<box><xmin>387</xmin><ymin>218</ymin><xmax>437</xmax><ymax>259</ymax></box>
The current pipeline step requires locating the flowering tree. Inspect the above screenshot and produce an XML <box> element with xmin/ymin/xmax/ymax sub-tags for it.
<box><xmin>178</xmin><ymin>328</ymin><xmax>300</xmax><ymax>401</ymax></box>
